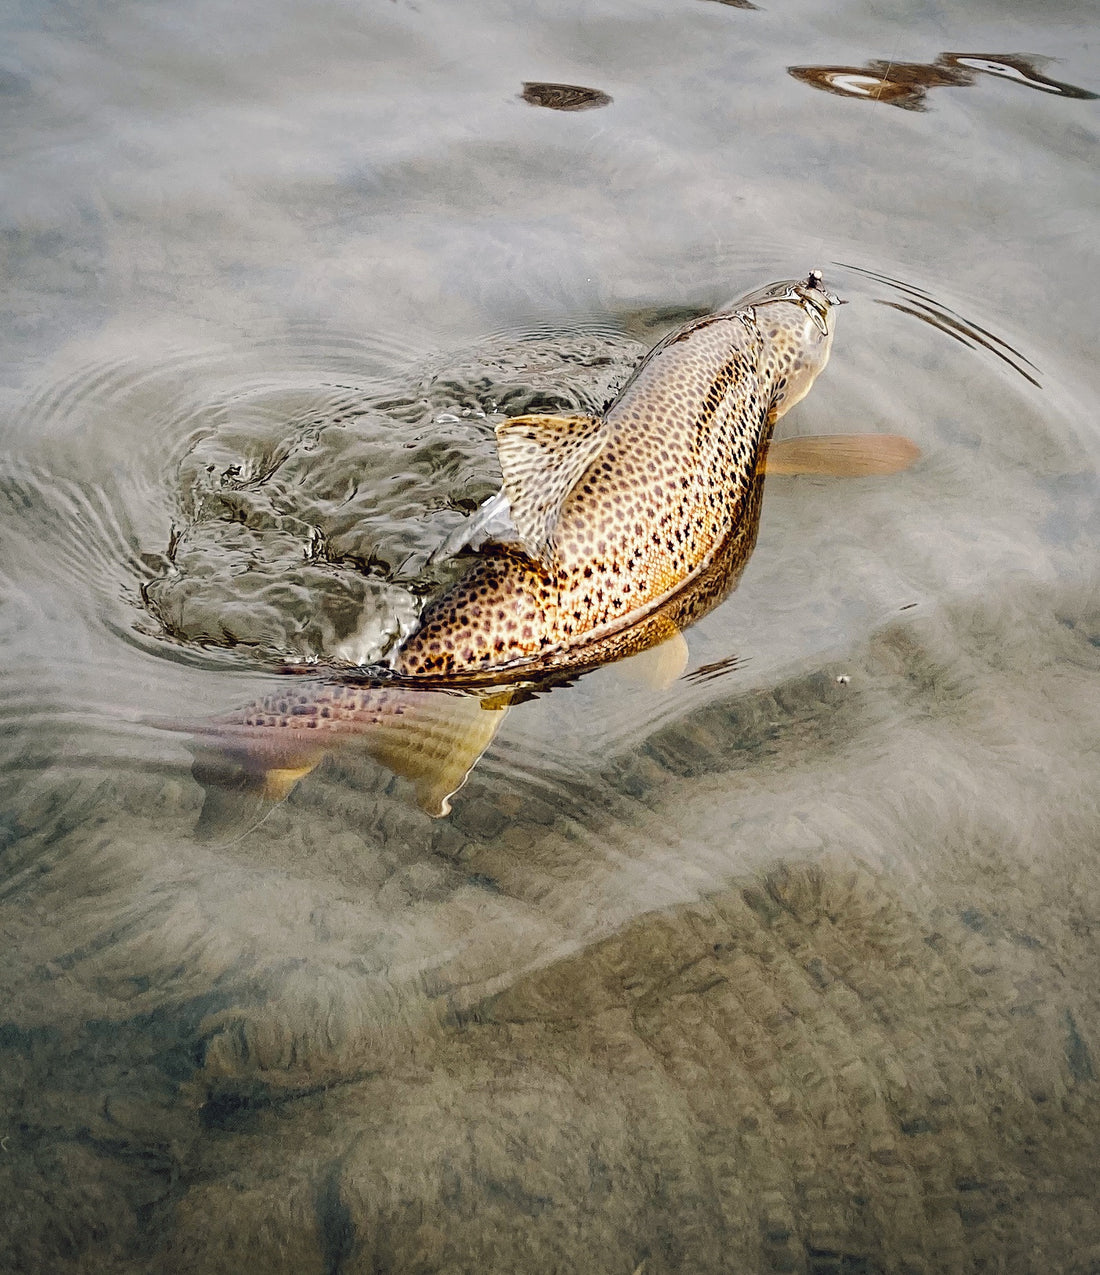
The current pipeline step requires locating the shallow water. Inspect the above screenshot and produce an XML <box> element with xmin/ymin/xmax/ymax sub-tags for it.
<box><xmin>2</xmin><ymin>1</ymin><xmax>1098</xmax><ymax>1271</ymax></box>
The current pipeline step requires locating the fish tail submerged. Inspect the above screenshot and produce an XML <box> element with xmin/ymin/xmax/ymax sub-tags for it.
<box><xmin>353</xmin><ymin>686</ymin><xmax>511</xmax><ymax>817</ymax></box>
<box><xmin>161</xmin><ymin>680</ymin><xmax>512</xmax><ymax>836</ymax></box>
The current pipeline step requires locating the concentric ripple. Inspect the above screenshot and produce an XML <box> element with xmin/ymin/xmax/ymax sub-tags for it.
<box><xmin>0</xmin><ymin>270</ymin><xmax>1093</xmax><ymax>829</ymax></box>
<box><xmin>141</xmin><ymin>324</ymin><xmax>643</xmax><ymax>666</ymax></box>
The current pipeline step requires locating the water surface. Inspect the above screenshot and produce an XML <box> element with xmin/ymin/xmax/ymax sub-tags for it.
<box><xmin>2</xmin><ymin>0</ymin><xmax>1098</xmax><ymax>1271</ymax></box>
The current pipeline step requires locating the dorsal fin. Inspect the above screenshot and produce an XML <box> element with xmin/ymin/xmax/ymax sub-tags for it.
<box><xmin>494</xmin><ymin>413</ymin><xmax>606</xmax><ymax>566</ymax></box>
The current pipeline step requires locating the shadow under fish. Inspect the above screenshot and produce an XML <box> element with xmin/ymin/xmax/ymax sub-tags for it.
<box><xmin>162</xmin><ymin>272</ymin><xmax>919</xmax><ymax>829</ymax></box>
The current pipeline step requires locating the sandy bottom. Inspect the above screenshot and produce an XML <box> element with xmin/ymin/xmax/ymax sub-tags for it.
<box><xmin>3</xmin><ymin>577</ymin><xmax>1099</xmax><ymax>1274</ymax></box>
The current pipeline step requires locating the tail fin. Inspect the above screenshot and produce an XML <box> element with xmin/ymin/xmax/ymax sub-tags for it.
<box><xmin>161</xmin><ymin>680</ymin><xmax>510</xmax><ymax>829</ymax></box>
<box><xmin>353</xmin><ymin>689</ymin><xmax>509</xmax><ymax>816</ymax></box>
<box><xmin>190</xmin><ymin>748</ymin><xmax>315</xmax><ymax>842</ymax></box>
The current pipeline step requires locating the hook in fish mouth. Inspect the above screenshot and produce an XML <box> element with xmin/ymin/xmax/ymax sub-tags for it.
<box><xmin>789</xmin><ymin>269</ymin><xmax>843</xmax><ymax>335</ymax></box>
<box><xmin>803</xmin><ymin>268</ymin><xmax>845</xmax><ymax>306</ymax></box>
<box><xmin>729</xmin><ymin>270</ymin><xmax>844</xmax><ymax>317</ymax></box>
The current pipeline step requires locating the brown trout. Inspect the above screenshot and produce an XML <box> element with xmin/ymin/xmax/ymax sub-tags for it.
<box><xmin>176</xmin><ymin>271</ymin><xmax>915</xmax><ymax>820</ymax></box>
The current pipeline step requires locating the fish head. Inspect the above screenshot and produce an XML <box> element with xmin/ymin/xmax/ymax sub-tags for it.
<box><xmin>736</xmin><ymin>270</ymin><xmax>841</xmax><ymax>420</ymax></box>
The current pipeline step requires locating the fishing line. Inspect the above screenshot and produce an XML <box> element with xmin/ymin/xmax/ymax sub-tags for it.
<box><xmin>820</xmin><ymin>8</ymin><xmax>903</xmax><ymax>301</ymax></box>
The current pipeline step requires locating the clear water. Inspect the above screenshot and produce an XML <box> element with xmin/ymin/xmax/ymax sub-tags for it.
<box><xmin>2</xmin><ymin>1</ymin><xmax>1098</xmax><ymax>1271</ymax></box>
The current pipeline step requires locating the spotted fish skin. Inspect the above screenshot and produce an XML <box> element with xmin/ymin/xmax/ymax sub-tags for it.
<box><xmin>179</xmin><ymin>273</ymin><xmax>839</xmax><ymax>820</ymax></box>
<box><xmin>397</xmin><ymin>272</ymin><xmax>837</xmax><ymax>680</ymax></box>
<box><xmin>185</xmin><ymin>679</ymin><xmax>505</xmax><ymax>818</ymax></box>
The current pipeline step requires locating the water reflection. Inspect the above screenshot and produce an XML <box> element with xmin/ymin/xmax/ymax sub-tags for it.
<box><xmin>3</xmin><ymin>0</ymin><xmax>1100</xmax><ymax>1268</ymax></box>
<box><xmin>521</xmin><ymin>82</ymin><xmax>613</xmax><ymax>111</ymax></box>
<box><xmin>790</xmin><ymin>52</ymin><xmax>1097</xmax><ymax>111</ymax></box>
<box><xmin>683</xmin><ymin>650</ymin><xmax>745</xmax><ymax>684</ymax></box>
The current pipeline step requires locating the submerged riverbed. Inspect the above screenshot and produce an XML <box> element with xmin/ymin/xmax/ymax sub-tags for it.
<box><xmin>2</xmin><ymin>0</ymin><xmax>1098</xmax><ymax>1271</ymax></box>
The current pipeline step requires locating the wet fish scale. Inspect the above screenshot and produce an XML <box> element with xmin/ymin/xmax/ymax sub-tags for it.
<box><xmin>182</xmin><ymin>274</ymin><xmax>841</xmax><ymax>819</ymax></box>
<box><xmin>398</xmin><ymin>282</ymin><xmax>830</xmax><ymax>679</ymax></box>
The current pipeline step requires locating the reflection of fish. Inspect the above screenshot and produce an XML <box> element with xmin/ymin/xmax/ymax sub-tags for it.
<box><xmin>176</xmin><ymin>272</ymin><xmax>913</xmax><ymax>821</ymax></box>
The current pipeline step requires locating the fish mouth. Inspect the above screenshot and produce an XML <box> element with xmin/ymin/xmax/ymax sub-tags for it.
<box><xmin>803</xmin><ymin>268</ymin><xmax>844</xmax><ymax>307</ymax></box>
<box><xmin>796</xmin><ymin>270</ymin><xmax>842</xmax><ymax>334</ymax></box>
<box><xmin>728</xmin><ymin>270</ymin><xmax>843</xmax><ymax>316</ymax></box>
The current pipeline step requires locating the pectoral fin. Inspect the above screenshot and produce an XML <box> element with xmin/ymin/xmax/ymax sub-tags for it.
<box><xmin>495</xmin><ymin>413</ymin><xmax>606</xmax><ymax>566</ymax></box>
<box><xmin>430</xmin><ymin>489</ymin><xmax>519</xmax><ymax>563</ymax></box>
<box><xmin>765</xmin><ymin>433</ymin><xmax>920</xmax><ymax>477</ymax></box>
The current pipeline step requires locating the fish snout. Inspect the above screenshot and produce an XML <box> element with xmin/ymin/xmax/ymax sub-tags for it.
<box><xmin>802</xmin><ymin>268</ymin><xmax>844</xmax><ymax>309</ymax></box>
<box><xmin>727</xmin><ymin>271</ymin><xmax>842</xmax><ymax>328</ymax></box>
<box><xmin>743</xmin><ymin>271</ymin><xmax>840</xmax><ymax>419</ymax></box>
